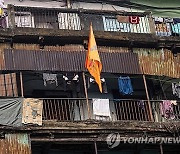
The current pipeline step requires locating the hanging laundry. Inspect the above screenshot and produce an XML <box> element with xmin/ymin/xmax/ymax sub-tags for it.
<box><xmin>22</xmin><ymin>98</ymin><xmax>43</xmax><ymax>126</ymax></box>
<box><xmin>102</xmin><ymin>82</ymin><xmax>108</xmax><ymax>94</ymax></box>
<box><xmin>161</xmin><ymin>48</ymin><xmax>165</xmax><ymax>60</ymax></box>
<box><xmin>171</xmin><ymin>100</ymin><xmax>177</xmax><ymax>106</ymax></box>
<box><xmin>118</xmin><ymin>76</ymin><xmax>133</xmax><ymax>95</ymax></box>
<box><xmin>164</xmin><ymin>18</ymin><xmax>173</xmax><ymax>23</ymax></box>
<box><xmin>93</xmin><ymin>99</ymin><xmax>111</xmax><ymax>117</ymax></box>
<box><xmin>88</xmin><ymin>78</ymin><xmax>108</xmax><ymax>93</ymax></box>
<box><xmin>154</xmin><ymin>17</ymin><xmax>163</xmax><ymax>23</ymax></box>
<box><xmin>129</xmin><ymin>16</ymin><xmax>140</xmax><ymax>24</ymax></box>
<box><xmin>160</xmin><ymin>100</ymin><xmax>175</xmax><ymax>120</ymax></box>
<box><xmin>43</xmin><ymin>73</ymin><xmax>58</xmax><ymax>86</ymax></box>
<box><xmin>173</xmin><ymin>18</ymin><xmax>180</xmax><ymax>24</ymax></box>
<box><xmin>0</xmin><ymin>2</ymin><xmax>6</xmax><ymax>28</ymax></box>
<box><xmin>116</xmin><ymin>15</ymin><xmax>129</xmax><ymax>23</ymax></box>
<box><xmin>171</xmin><ymin>23</ymin><xmax>180</xmax><ymax>35</ymax></box>
<box><xmin>138</xmin><ymin>100</ymin><xmax>145</xmax><ymax>110</ymax></box>
<box><xmin>172</xmin><ymin>82</ymin><xmax>180</xmax><ymax>98</ymax></box>
<box><xmin>155</xmin><ymin>23</ymin><xmax>172</xmax><ymax>36</ymax></box>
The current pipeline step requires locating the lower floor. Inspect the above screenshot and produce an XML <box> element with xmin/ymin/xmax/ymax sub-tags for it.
<box><xmin>32</xmin><ymin>143</ymin><xmax>180</xmax><ymax>154</ymax></box>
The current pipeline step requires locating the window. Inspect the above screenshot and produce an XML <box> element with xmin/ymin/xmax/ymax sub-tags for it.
<box><xmin>58</xmin><ymin>13</ymin><xmax>81</xmax><ymax>30</ymax></box>
<box><xmin>15</xmin><ymin>12</ymin><xmax>34</xmax><ymax>28</ymax></box>
<box><xmin>103</xmin><ymin>16</ymin><xmax>150</xmax><ymax>33</ymax></box>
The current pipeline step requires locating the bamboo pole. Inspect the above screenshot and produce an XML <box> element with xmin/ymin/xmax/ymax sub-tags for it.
<box><xmin>160</xmin><ymin>144</ymin><xmax>163</xmax><ymax>154</ymax></box>
<box><xmin>20</xmin><ymin>72</ymin><xmax>24</xmax><ymax>97</ymax></box>
<box><xmin>94</xmin><ymin>141</ymin><xmax>98</xmax><ymax>154</ymax></box>
<box><xmin>82</xmin><ymin>72</ymin><xmax>91</xmax><ymax>119</ymax></box>
<box><xmin>142</xmin><ymin>74</ymin><xmax>153</xmax><ymax>121</ymax></box>
<box><xmin>66</xmin><ymin>0</ymin><xmax>71</xmax><ymax>8</ymax></box>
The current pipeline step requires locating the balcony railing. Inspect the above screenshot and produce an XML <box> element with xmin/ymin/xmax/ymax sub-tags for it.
<box><xmin>5</xmin><ymin>6</ymin><xmax>152</xmax><ymax>34</ymax></box>
<box><xmin>42</xmin><ymin>98</ymin><xmax>180</xmax><ymax>122</ymax></box>
<box><xmin>2</xmin><ymin>5</ymin><xmax>180</xmax><ymax>37</ymax></box>
<box><xmin>152</xmin><ymin>101</ymin><xmax>180</xmax><ymax>122</ymax></box>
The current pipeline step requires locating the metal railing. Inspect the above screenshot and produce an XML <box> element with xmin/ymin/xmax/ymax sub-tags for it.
<box><xmin>152</xmin><ymin>100</ymin><xmax>180</xmax><ymax>122</ymax></box>
<box><xmin>42</xmin><ymin>98</ymin><xmax>88</xmax><ymax>121</ymax></box>
<box><xmin>4</xmin><ymin>6</ymin><xmax>151</xmax><ymax>34</ymax></box>
<box><xmin>113</xmin><ymin>100</ymin><xmax>151</xmax><ymax>121</ymax></box>
<box><xmin>42</xmin><ymin>98</ymin><xmax>180</xmax><ymax>122</ymax></box>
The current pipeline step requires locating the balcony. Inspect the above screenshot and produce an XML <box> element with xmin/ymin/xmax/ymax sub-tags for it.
<box><xmin>41</xmin><ymin>98</ymin><xmax>180</xmax><ymax>123</ymax></box>
<box><xmin>0</xmin><ymin>6</ymin><xmax>175</xmax><ymax>37</ymax></box>
<box><xmin>0</xmin><ymin>5</ymin><xmax>178</xmax><ymax>48</ymax></box>
<box><xmin>10</xmin><ymin>6</ymin><xmax>151</xmax><ymax>33</ymax></box>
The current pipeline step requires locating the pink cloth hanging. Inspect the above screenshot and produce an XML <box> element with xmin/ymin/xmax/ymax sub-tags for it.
<box><xmin>160</xmin><ymin>100</ymin><xmax>175</xmax><ymax>120</ymax></box>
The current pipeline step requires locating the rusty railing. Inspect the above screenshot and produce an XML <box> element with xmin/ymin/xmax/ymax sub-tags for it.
<box><xmin>151</xmin><ymin>100</ymin><xmax>180</xmax><ymax>122</ymax></box>
<box><xmin>42</xmin><ymin>98</ymin><xmax>156</xmax><ymax>122</ymax></box>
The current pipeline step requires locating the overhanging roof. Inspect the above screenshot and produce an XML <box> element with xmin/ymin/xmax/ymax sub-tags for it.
<box><xmin>2</xmin><ymin>49</ymin><xmax>141</xmax><ymax>74</ymax></box>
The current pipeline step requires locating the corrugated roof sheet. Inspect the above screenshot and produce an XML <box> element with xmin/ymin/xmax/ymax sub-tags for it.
<box><xmin>2</xmin><ymin>49</ymin><xmax>141</xmax><ymax>74</ymax></box>
<box><xmin>0</xmin><ymin>134</ymin><xmax>31</xmax><ymax>154</ymax></box>
<box><xmin>134</xmin><ymin>48</ymin><xmax>180</xmax><ymax>78</ymax></box>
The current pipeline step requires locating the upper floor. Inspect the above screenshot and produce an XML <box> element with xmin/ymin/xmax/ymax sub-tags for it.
<box><xmin>0</xmin><ymin>1</ymin><xmax>179</xmax><ymax>50</ymax></box>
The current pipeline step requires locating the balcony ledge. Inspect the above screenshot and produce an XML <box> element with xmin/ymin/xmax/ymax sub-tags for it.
<box><xmin>1</xmin><ymin>28</ymin><xmax>180</xmax><ymax>49</ymax></box>
<box><xmin>0</xmin><ymin>28</ymin><xmax>158</xmax><ymax>47</ymax></box>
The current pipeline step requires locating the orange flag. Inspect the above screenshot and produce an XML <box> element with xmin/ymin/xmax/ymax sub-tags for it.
<box><xmin>85</xmin><ymin>23</ymin><xmax>102</xmax><ymax>93</ymax></box>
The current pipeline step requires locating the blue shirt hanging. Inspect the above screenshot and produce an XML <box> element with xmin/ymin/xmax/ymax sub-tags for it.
<box><xmin>118</xmin><ymin>76</ymin><xmax>133</xmax><ymax>95</ymax></box>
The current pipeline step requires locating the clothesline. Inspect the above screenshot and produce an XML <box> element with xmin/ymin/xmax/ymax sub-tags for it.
<box><xmin>84</xmin><ymin>73</ymin><xmax>180</xmax><ymax>84</ymax></box>
<box><xmin>19</xmin><ymin>71</ymin><xmax>179</xmax><ymax>84</ymax></box>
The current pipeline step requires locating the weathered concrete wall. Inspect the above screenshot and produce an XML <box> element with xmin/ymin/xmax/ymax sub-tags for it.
<box><xmin>5</xmin><ymin>0</ymin><xmax>66</xmax><ymax>8</ymax></box>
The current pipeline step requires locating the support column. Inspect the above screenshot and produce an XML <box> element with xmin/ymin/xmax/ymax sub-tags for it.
<box><xmin>160</xmin><ymin>144</ymin><xmax>163</xmax><ymax>154</ymax></box>
<box><xmin>143</xmin><ymin>74</ymin><xmax>153</xmax><ymax>121</ymax></box>
<box><xmin>82</xmin><ymin>72</ymin><xmax>91</xmax><ymax>119</ymax></box>
<box><xmin>66</xmin><ymin>0</ymin><xmax>71</xmax><ymax>8</ymax></box>
<box><xmin>7</xmin><ymin>4</ymin><xmax>15</xmax><ymax>29</ymax></box>
<box><xmin>94</xmin><ymin>141</ymin><xmax>98</xmax><ymax>154</ymax></box>
<box><xmin>20</xmin><ymin>72</ymin><xmax>24</xmax><ymax>97</ymax></box>
<box><xmin>148</xmin><ymin>13</ymin><xmax>156</xmax><ymax>35</ymax></box>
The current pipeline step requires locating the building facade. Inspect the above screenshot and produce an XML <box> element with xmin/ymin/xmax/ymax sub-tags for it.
<box><xmin>0</xmin><ymin>0</ymin><xmax>179</xmax><ymax>153</ymax></box>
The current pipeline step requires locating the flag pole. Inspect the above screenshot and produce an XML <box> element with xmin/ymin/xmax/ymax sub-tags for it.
<box><xmin>82</xmin><ymin>72</ymin><xmax>91</xmax><ymax>119</ymax></box>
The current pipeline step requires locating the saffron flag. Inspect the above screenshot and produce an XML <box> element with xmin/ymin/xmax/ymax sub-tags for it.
<box><xmin>85</xmin><ymin>23</ymin><xmax>102</xmax><ymax>93</ymax></box>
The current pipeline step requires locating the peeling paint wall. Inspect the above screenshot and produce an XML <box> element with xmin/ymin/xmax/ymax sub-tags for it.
<box><xmin>0</xmin><ymin>134</ymin><xmax>31</xmax><ymax>154</ymax></box>
<box><xmin>134</xmin><ymin>48</ymin><xmax>180</xmax><ymax>78</ymax></box>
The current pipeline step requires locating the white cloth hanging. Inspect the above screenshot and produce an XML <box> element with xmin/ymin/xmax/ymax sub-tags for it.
<box><xmin>172</xmin><ymin>82</ymin><xmax>180</xmax><ymax>98</ymax></box>
<box><xmin>43</xmin><ymin>73</ymin><xmax>58</xmax><ymax>86</ymax></box>
<box><xmin>154</xmin><ymin>17</ymin><xmax>163</xmax><ymax>23</ymax></box>
<box><xmin>92</xmin><ymin>99</ymin><xmax>111</xmax><ymax>117</ymax></box>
